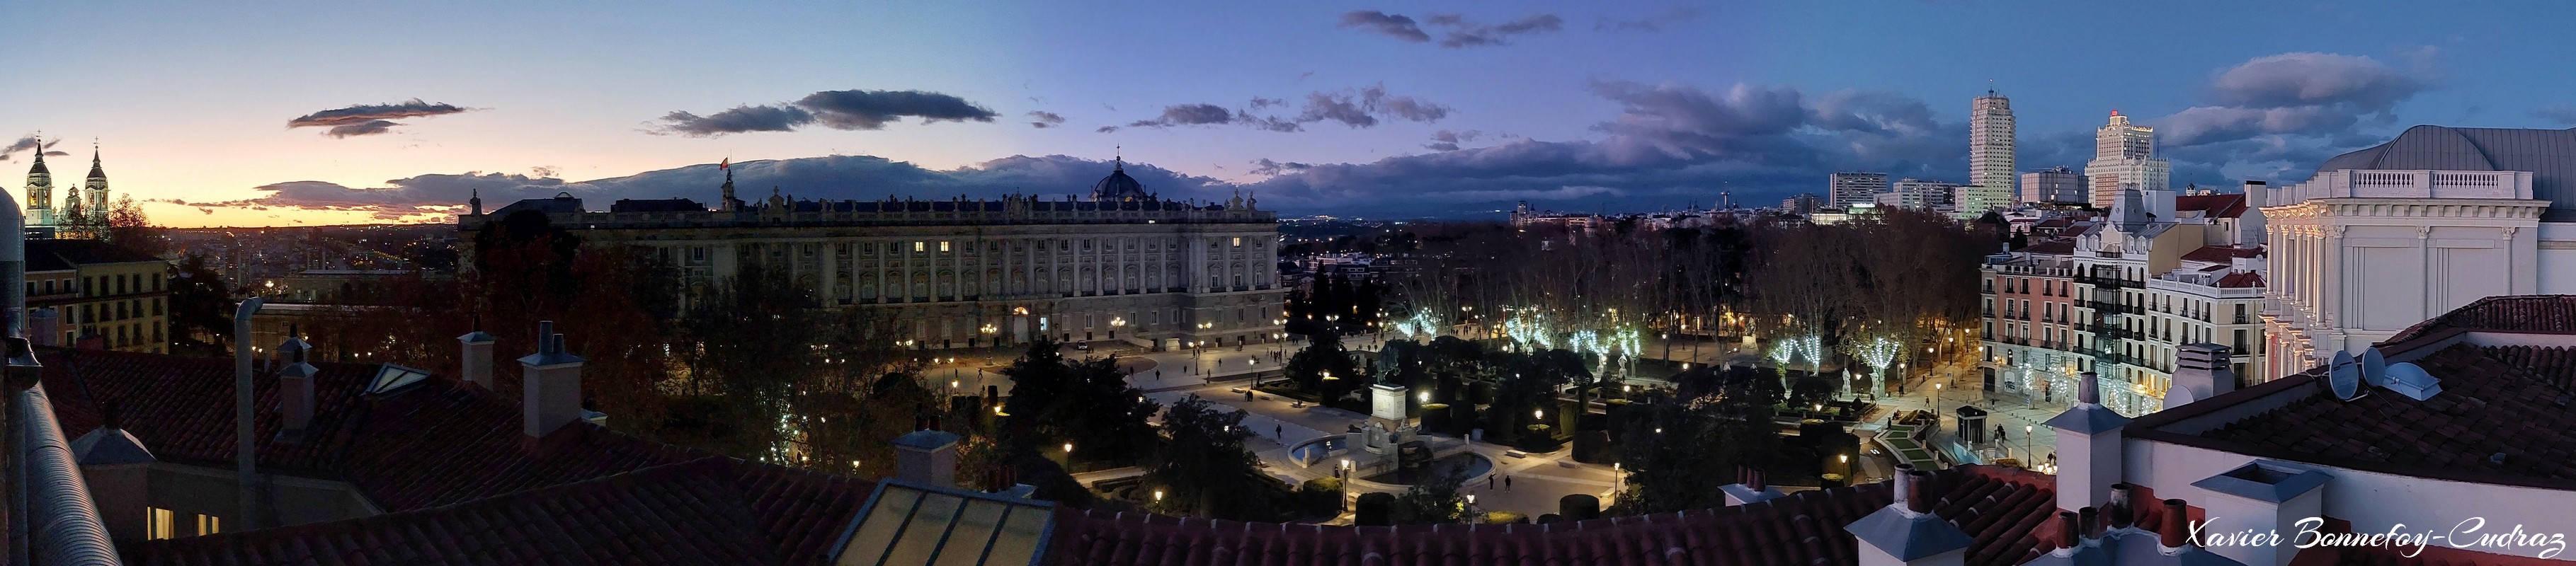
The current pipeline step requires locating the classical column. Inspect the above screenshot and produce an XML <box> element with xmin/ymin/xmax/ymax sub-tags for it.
<box><xmin>2417</xmin><ymin>226</ymin><xmax>2434</xmax><ymax>321</ymax></box>
<box><xmin>821</xmin><ymin>240</ymin><xmax>840</xmax><ymax>306</ymax></box>
<box><xmin>2502</xmin><ymin>226</ymin><xmax>2525</xmax><ymax>295</ymax></box>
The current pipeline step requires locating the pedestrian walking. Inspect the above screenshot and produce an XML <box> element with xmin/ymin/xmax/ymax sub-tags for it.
<box><xmin>1504</xmin><ymin>475</ymin><xmax>1512</xmax><ymax>491</ymax></box>
<box><xmin>1275</xmin><ymin>424</ymin><xmax>1282</xmax><ymax>439</ymax></box>
<box><xmin>1488</xmin><ymin>475</ymin><xmax>1495</xmax><ymax>490</ymax></box>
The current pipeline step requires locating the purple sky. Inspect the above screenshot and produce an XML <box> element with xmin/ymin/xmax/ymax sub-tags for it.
<box><xmin>6</xmin><ymin>1</ymin><xmax>2575</xmax><ymax>225</ymax></box>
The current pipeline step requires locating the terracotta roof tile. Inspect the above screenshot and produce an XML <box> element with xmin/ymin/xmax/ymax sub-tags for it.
<box><xmin>2384</xmin><ymin>295</ymin><xmax>2576</xmax><ymax>344</ymax></box>
<box><xmin>1043</xmin><ymin>466</ymin><xmax>2058</xmax><ymax>566</ymax></box>
<box><xmin>2196</xmin><ymin>343</ymin><xmax>2576</xmax><ymax>483</ymax></box>
<box><xmin>2174</xmin><ymin>194</ymin><xmax>2248</xmax><ymax>219</ymax></box>
<box><xmin>37</xmin><ymin>348</ymin><xmax>877</xmax><ymax>565</ymax></box>
<box><xmin>2215</xmin><ymin>272</ymin><xmax>2265</xmax><ymax>288</ymax></box>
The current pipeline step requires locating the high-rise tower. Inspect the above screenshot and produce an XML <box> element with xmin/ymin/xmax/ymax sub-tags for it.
<box><xmin>2082</xmin><ymin>111</ymin><xmax>2169</xmax><ymax>208</ymax></box>
<box><xmin>23</xmin><ymin>144</ymin><xmax>53</xmax><ymax>228</ymax></box>
<box><xmin>1964</xmin><ymin>88</ymin><xmax>2016</xmax><ymax>213</ymax></box>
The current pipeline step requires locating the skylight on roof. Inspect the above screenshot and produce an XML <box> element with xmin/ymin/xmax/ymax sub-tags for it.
<box><xmin>367</xmin><ymin>364</ymin><xmax>433</xmax><ymax>395</ymax></box>
<box><xmin>832</xmin><ymin>480</ymin><xmax>1055</xmax><ymax>566</ymax></box>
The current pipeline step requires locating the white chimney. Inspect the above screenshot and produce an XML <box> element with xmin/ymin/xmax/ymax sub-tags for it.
<box><xmin>2048</xmin><ymin>371</ymin><xmax>2131</xmax><ymax>513</ymax></box>
<box><xmin>893</xmin><ymin>429</ymin><xmax>962</xmax><ymax>487</ymax></box>
<box><xmin>1846</xmin><ymin>467</ymin><xmax>1972</xmax><ymax>566</ymax></box>
<box><xmin>2162</xmin><ymin>344</ymin><xmax>2235</xmax><ymax>408</ymax></box>
<box><xmin>276</xmin><ymin>330</ymin><xmax>319</xmax><ymax>439</ymax></box>
<box><xmin>458</xmin><ymin>330</ymin><xmax>497</xmax><ymax>388</ymax></box>
<box><xmin>2192</xmin><ymin>461</ymin><xmax>2330</xmax><ymax>566</ymax></box>
<box><xmin>515</xmin><ymin>321</ymin><xmax>586</xmax><ymax>441</ymax></box>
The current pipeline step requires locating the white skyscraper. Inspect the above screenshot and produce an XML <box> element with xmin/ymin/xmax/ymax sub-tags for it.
<box><xmin>1963</xmin><ymin>90</ymin><xmax>2015</xmax><ymax>213</ymax></box>
<box><xmin>2082</xmin><ymin>111</ymin><xmax>2169</xmax><ymax>208</ymax></box>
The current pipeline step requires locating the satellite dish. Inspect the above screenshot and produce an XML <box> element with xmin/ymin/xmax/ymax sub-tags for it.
<box><xmin>2383</xmin><ymin>362</ymin><xmax>2444</xmax><ymax>401</ymax></box>
<box><xmin>2361</xmin><ymin>348</ymin><xmax>2390</xmax><ymax>387</ymax></box>
<box><xmin>2328</xmin><ymin>350</ymin><xmax>2365</xmax><ymax>401</ymax></box>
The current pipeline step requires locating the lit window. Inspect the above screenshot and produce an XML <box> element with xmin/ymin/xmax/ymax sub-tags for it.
<box><xmin>1232</xmin><ymin>237</ymin><xmax>1242</xmax><ymax>247</ymax></box>
<box><xmin>148</xmin><ymin>507</ymin><xmax>177</xmax><ymax>540</ymax></box>
<box><xmin>196</xmin><ymin>514</ymin><xmax>221</xmax><ymax>536</ymax></box>
<box><xmin>940</xmin><ymin>241</ymin><xmax>951</xmax><ymax>253</ymax></box>
<box><xmin>914</xmin><ymin>241</ymin><xmax>925</xmax><ymax>253</ymax></box>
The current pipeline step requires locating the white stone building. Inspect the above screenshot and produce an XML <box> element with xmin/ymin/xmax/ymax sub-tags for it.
<box><xmin>2257</xmin><ymin>125</ymin><xmax>2576</xmax><ymax>381</ymax></box>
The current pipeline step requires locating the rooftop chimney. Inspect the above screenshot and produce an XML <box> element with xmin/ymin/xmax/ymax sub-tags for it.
<box><xmin>2160</xmin><ymin>499</ymin><xmax>2192</xmax><ymax>551</ymax></box>
<box><xmin>2051</xmin><ymin>511</ymin><xmax>2080</xmax><ymax>555</ymax></box>
<box><xmin>2107</xmin><ymin>483</ymin><xmax>2136</xmax><ymax>529</ymax></box>
<box><xmin>516</xmin><ymin>321</ymin><xmax>586</xmax><ymax>441</ymax></box>
<box><xmin>2048</xmin><ymin>371</ymin><xmax>2131</xmax><ymax>514</ymax></box>
<box><xmin>457</xmin><ymin>328</ymin><xmax>497</xmax><ymax>389</ymax></box>
<box><xmin>275</xmin><ymin>328</ymin><xmax>319</xmax><ymax>439</ymax></box>
<box><xmin>2163</xmin><ymin>344</ymin><xmax>2235</xmax><ymax>408</ymax></box>
<box><xmin>1889</xmin><ymin>463</ymin><xmax>1918</xmax><ymax>515</ymax></box>
<box><xmin>1846</xmin><ymin>463</ymin><xmax>1973</xmax><ymax>566</ymax></box>
<box><xmin>893</xmin><ymin>429</ymin><xmax>963</xmax><ymax>487</ymax></box>
<box><xmin>1721</xmin><ymin>466</ymin><xmax>1787</xmax><ymax>506</ymax></box>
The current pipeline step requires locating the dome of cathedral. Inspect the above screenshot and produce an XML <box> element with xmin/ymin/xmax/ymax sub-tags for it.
<box><xmin>1090</xmin><ymin>160</ymin><xmax>1150</xmax><ymax>202</ymax></box>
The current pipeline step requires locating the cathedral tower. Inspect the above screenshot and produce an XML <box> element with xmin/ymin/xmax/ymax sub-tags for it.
<box><xmin>23</xmin><ymin>145</ymin><xmax>54</xmax><ymax>228</ymax></box>
<box><xmin>84</xmin><ymin>147</ymin><xmax>109</xmax><ymax>225</ymax></box>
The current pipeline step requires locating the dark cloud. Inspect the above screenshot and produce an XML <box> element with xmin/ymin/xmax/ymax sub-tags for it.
<box><xmin>1340</xmin><ymin>10</ymin><xmax>1560</xmax><ymax>48</ymax></box>
<box><xmin>1425</xmin><ymin>129</ymin><xmax>1485</xmax><ymax>151</ymax></box>
<box><xmin>659</xmin><ymin>105</ymin><xmax>813</xmax><ymax>135</ymax></box>
<box><xmin>1117</xmin><ymin>85</ymin><xmax>1449</xmax><ymax>133</ymax></box>
<box><xmin>326</xmin><ymin>120</ymin><xmax>402</xmax><ymax>138</ymax></box>
<box><xmin>1435</xmin><ymin>13</ymin><xmax>1563</xmax><ymax>47</ymax></box>
<box><xmin>1248</xmin><ymin>158</ymin><xmax>1313</xmax><ymax>175</ymax></box>
<box><xmin>656</xmin><ymin>89</ymin><xmax>997</xmax><ymax>137</ymax></box>
<box><xmin>1027</xmin><ymin>110</ymin><xmax>1067</xmax><ymax>129</ymax></box>
<box><xmin>1229</xmin><ymin>81</ymin><xmax>1964</xmax><ymax>214</ymax></box>
<box><xmin>287</xmin><ymin>99</ymin><xmax>472</xmax><ymax>138</ymax></box>
<box><xmin>1597</xmin><ymin>6</ymin><xmax>1702</xmax><ymax>32</ymax></box>
<box><xmin>1338</xmin><ymin>11</ymin><xmax>1430</xmax><ymax>42</ymax></box>
<box><xmin>2155</xmin><ymin>52</ymin><xmax>2427</xmax><ymax>146</ymax></box>
<box><xmin>2534</xmin><ymin>104</ymin><xmax>2576</xmax><ymax>126</ymax></box>
<box><xmin>2</xmin><ymin>135</ymin><xmax>60</xmax><ymax>162</ymax></box>
<box><xmin>198</xmin><ymin>155</ymin><xmax>1239</xmax><ymax>219</ymax></box>
<box><xmin>2204</xmin><ymin>52</ymin><xmax>2421</xmax><ymax>110</ymax></box>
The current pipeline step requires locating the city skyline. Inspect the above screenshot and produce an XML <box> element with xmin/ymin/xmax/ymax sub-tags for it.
<box><xmin>10</xmin><ymin>1</ymin><xmax>2576</xmax><ymax>228</ymax></box>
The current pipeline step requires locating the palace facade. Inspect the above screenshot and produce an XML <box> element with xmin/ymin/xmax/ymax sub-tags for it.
<box><xmin>457</xmin><ymin>160</ymin><xmax>1287</xmax><ymax>350</ymax></box>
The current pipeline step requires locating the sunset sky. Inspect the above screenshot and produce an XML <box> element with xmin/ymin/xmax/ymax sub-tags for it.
<box><xmin>8</xmin><ymin>1</ymin><xmax>2576</xmax><ymax>227</ymax></box>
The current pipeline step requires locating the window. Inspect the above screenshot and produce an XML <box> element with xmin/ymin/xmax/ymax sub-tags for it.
<box><xmin>1232</xmin><ymin>237</ymin><xmax>1242</xmax><ymax>247</ymax></box>
<box><xmin>195</xmin><ymin>514</ymin><xmax>220</xmax><ymax>536</ymax></box>
<box><xmin>148</xmin><ymin>507</ymin><xmax>178</xmax><ymax>540</ymax></box>
<box><xmin>940</xmin><ymin>241</ymin><xmax>951</xmax><ymax>253</ymax></box>
<box><xmin>914</xmin><ymin>241</ymin><xmax>925</xmax><ymax>253</ymax></box>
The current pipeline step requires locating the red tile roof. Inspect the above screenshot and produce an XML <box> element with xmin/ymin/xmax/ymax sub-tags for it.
<box><xmin>2190</xmin><ymin>343</ymin><xmax>2576</xmax><ymax>487</ymax></box>
<box><xmin>36</xmin><ymin>348</ymin><xmax>878</xmax><ymax>565</ymax></box>
<box><xmin>1044</xmin><ymin>466</ymin><xmax>2062</xmax><ymax>566</ymax></box>
<box><xmin>2174</xmin><ymin>246</ymin><xmax>2256</xmax><ymax>265</ymax></box>
<box><xmin>2215</xmin><ymin>272</ymin><xmax>2264</xmax><ymax>289</ymax></box>
<box><xmin>2383</xmin><ymin>295</ymin><xmax>2576</xmax><ymax>344</ymax></box>
<box><xmin>2020</xmin><ymin>241</ymin><xmax>2075</xmax><ymax>255</ymax></box>
<box><xmin>2174</xmin><ymin>194</ymin><xmax>2248</xmax><ymax>219</ymax></box>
